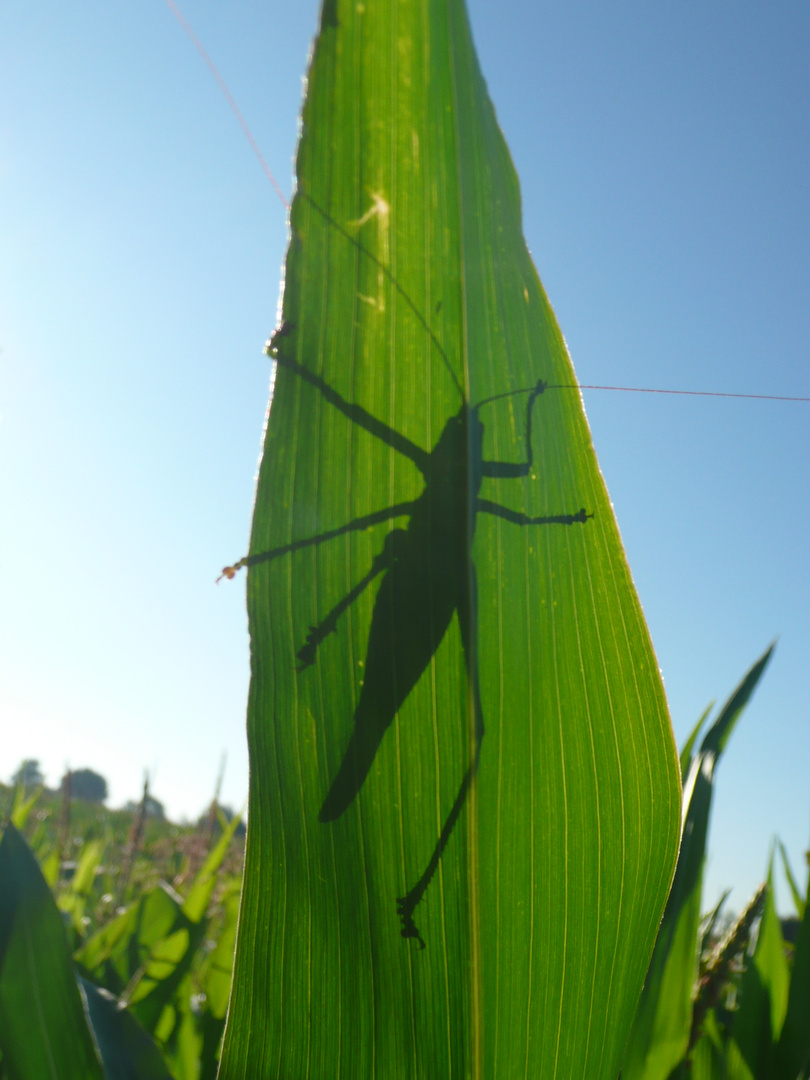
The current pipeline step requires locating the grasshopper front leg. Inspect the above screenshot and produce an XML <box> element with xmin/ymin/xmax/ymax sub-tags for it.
<box><xmin>480</xmin><ymin>379</ymin><xmax>547</xmax><ymax>480</ymax></box>
<box><xmin>477</xmin><ymin>501</ymin><xmax>593</xmax><ymax>527</ymax></box>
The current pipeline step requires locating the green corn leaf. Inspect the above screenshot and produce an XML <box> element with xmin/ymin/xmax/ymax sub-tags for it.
<box><xmin>69</xmin><ymin>839</ymin><xmax>106</xmax><ymax>899</ymax></box>
<box><xmin>724</xmin><ymin>1039</ymin><xmax>757</xmax><ymax>1080</ymax></box>
<box><xmin>0</xmin><ymin>823</ymin><xmax>104</xmax><ymax>1079</ymax></box>
<box><xmin>699</xmin><ymin>888</ymin><xmax>731</xmax><ymax>961</ymax></box>
<box><xmin>9</xmin><ymin>784</ymin><xmax>42</xmax><ymax>830</ymax></box>
<box><xmin>76</xmin><ymin>882</ymin><xmax>186</xmax><ymax>992</ymax></box>
<box><xmin>200</xmin><ymin>878</ymin><xmax>241</xmax><ymax>1020</ymax></box>
<box><xmin>151</xmin><ymin>971</ymin><xmax>206</xmax><ymax>1080</ymax></box>
<box><xmin>774</xmin><ymin>849</ymin><xmax>810</xmax><ymax>1078</ymax></box>
<box><xmin>181</xmin><ymin>809</ymin><xmax>242</xmax><ymax>924</ymax></box>
<box><xmin>40</xmin><ymin>846</ymin><xmax>62</xmax><ymax>889</ymax></box>
<box><xmin>76</xmin><ymin>878</ymin><xmax>204</xmax><ymax>1038</ymax></box>
<box><xmin>58</xmin><ymin>838</ymin><xmax>107</xmax><ymax>939</ymax></box>
<box><xmin>682</xmin><ymin>1009</ymin><xmax>728</xmax><ymax>1080</ymax></box>
<box><xmin>78</xmin><ymin>976</ymin><xmax>173</xmax><ymax>1080</ymax></box>
<box><xmin>679</xmin><ymin>703</ymin><xmax>712</xmax><ymax>781</ymax></box>
<box><xmin>728</xmin><ymin>870</ymin><xmax>788</xmax><ymax>1080</ymax></box>
<box><xmin>778</xmin><ymin>838</ymin><xmax>805</xmax><ymax>919</ymax></box>
<box><xmin>218</xmin><ymin>1</ymin><xmax>681</xmax><ymax>1077</ymax></box>
<box><xmin>125</xmin><ymin>908</ymin><xmax>206</xmax><ymax>1037</ymax></box>
<box><xmin>620</xmin><ymin>645</ymin><xmax>774</xmax><ymax>1080</ymax></box>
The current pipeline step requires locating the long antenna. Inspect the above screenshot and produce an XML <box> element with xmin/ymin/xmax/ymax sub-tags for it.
<box><xmin>300</xmin><ymin>195</ymin><xmax>464</xmax><ymax>401</ymax></box>
<box><xmin>165</xmin><ymin>1</ymin><xmax>808</xmax><ymax>409</ymax></box>
<box><xmin>549</xmin><ymin>384</ymin><xmax>810</xmax><ymax>404</ymax></box>
<box><xmin>164</xmin><ymin>0</ymin><xmax>289</xmax><ymax>210</ymax></box>
<box><xmin>164</xmin><ymin>0</ymin><xmax>464</xmax><ymax>403</ymax></box>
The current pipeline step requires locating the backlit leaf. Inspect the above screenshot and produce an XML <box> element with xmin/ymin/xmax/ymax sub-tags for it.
<box><xmin>219</xmin><ymin>2</ymin><xmax>681</xmax><ymax>1077</ymax></box>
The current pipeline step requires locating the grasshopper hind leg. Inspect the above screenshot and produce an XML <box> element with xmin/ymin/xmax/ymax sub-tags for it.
<box><xmin>396</xmin><ymin>564</ymin><xmax>484</xmax><ymax>948</ymax></box>
<box><xmin>296</xmin><ymin>532</ymin><xmax>399</xmax><ymax>670</ymax></box>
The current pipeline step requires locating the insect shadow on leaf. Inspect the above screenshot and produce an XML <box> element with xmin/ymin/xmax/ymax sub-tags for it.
<box><xmin>221</xmin><ymin>193</ymin><xmax>593</xmax><ymax>948</ymax></box>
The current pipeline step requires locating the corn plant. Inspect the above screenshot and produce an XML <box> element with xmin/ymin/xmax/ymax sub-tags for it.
<box><xmin>218</xmin><ymin>1</ymin><xmax>681</xmax><ymax>1077</ymax></box>
<box><xmin>0</xmin><ymin>805</ymin><xmax>242</xmax><ymax>1078</ymax></box>
<box><xmin>622</xmin><ymin>646</ymin><xmax>810</xmax><ymax>1080</ymax></box>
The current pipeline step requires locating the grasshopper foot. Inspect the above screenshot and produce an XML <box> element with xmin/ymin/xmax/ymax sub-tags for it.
<box><xmin>530</xmin><ymin>378</ymin><xmax>548</xmax><ymax>402</ymax></box>
<box><xmin>296</xmin><ymin>624</ymin><xmax>337</xmax><ymax>671</ymax></box>
<box><xmin>396</xmin><ymin>897</ymin><xmax>426</xmax><ymax>950</ymax></box>
<box><xmin>216</xmin><ymin>559</ymin><xmax>246</xmax><ymax>584</ymax></box>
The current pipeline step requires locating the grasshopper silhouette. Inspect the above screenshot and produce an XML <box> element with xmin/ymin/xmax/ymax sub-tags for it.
<box><xmin>223</xmin><ymin>313</ymin><xmax>593</xmax><ymax>948</ymax></box>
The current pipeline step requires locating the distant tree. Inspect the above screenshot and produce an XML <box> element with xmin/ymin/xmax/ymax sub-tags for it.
<box><xmin>11</xmin><ymin>759</ymin><xmax>44</xmax><ymax>789</ymax></box>
<box><xmin>143</xmin><ymin>795</ymin><xmax>165</xmax><ymax>819</ymax></box>
<box><xmin>67</xmin><ymin>768</ymin><xmax>108</xmax><ymax>804</ymax></box>
<box><xmin>124</xmin><ymin>794</ymin><xmax>165</xmax><ymax>820</ymax></box>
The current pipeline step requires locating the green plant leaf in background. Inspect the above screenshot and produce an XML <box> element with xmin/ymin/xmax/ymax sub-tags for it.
<box><xmin>181</xmin><ymin>808</ymin><xmax>243</xmax><ymax>924</ymax></box>
<box><xmin>727</xmin><ymin>864</ymin><xmax>789</xmax><ymax>1080</ymax></box>
<box><xmin>778</xmin><ymin>839</ymin><xmax>805</xmax><ymax>919</ymax></box>
<box><xmin>219</xmin><ymin>1</ymin><xmax>681</xmax><ymax>1077</ymax></box>
<box><xmin>0</xmin><ymin>822</ymin><xmax>104</xmax><ymax>1079</ymax></box>
<box><xmin>679</xmin><ymin>704</ymin><xmax>712</xmax><ymax>780</ymax></box>
<box><xmin>774</xmin><ymin>850</ymin><xmax>810</xmax><ymax>1079</ymax></box>
<box><xmin>78</xmin><ymin>976</ymin><xmax>173</xmax><ymax>1080</ymax></box>
<box><xmin>687</xmin><ymin>1007</ymin><xmax>728</xmax><ymax>1080</ymax></box>
<box><xmin>76</xmin><ymin>881</ymin><xmax>189</xmax><ymax>998</ymax></box>
<box><xmin>9</xmin><ymin>784</ymin><xmax>42</xmax><ymax>832</ymax></box>
<box><xmin>622</xmin><ymin>645</ymin><xmax>774</xmax><ymax>1080</ymax></box>
<box><xmin>59</xmin><ymin>838</ymin><xmax>106</xmax><ymax>938</ymax></box>
<box><xmin>0</xmin><ymin>823</ymin><xmax>174</xmax><ymax>1080</ymax></box>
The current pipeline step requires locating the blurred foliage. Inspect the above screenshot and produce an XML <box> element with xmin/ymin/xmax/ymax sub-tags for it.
<box><xmin>4</xmin><ymin>652</ymin><xmax>807</xmax><ymax>1080</ymax></box>
<box><xmin>0</xmin><ymin>783</ymin><xmax>243</xmax><ymax>1078</ymax></box>
<box><xmin>623</xmin><ymin>647</ymin><xmax>810</xmax><ymax>1080</ymax></box>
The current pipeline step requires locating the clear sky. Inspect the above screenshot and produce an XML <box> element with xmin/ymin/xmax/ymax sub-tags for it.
<box><xmin>2</xmin><ymin>1</ymin><xmax>808</xmax><ymax>913</ymax></box>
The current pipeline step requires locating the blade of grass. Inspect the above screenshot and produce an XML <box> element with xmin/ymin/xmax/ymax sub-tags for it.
<box><xmin>622</xmin><ymin>645</ymin><xmax>775</xmax><ymax>1080</ymax></box>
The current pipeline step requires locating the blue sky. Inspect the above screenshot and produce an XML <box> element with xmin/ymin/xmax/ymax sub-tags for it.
<box><xmin>2</xmin><ymin>1</ymin><xmax>808</xmax><ymax>913</ymax></box>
